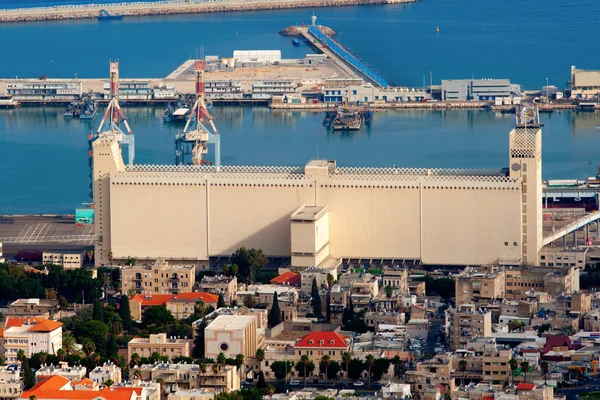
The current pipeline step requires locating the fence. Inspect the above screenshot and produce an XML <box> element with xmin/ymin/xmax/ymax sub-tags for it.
<box><xmin>308</xmin><ymin>26</ymin><xmax>389</xmax><ymax>88</ymax></box>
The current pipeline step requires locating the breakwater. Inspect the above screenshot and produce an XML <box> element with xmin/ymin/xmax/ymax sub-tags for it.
<box><xmin>270</xmin><ymin>101</ymin><xmax>489</xmax><ymax>110</ymax></box>
<box><xmin>0</xmin><ymin>0</ymin><xmax>417</xmax><ymax>23</ymax></box>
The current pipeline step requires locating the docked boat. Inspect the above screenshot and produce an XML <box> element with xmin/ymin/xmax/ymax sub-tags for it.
<box><xmin>292</xmin><ymin>39</ymin><xmax>301</xmax><ymax>46</ymax></box>
<box><xmin>332</xmin><ymin>111</ymin><xmax>363</xmax><ymax>131</ymax></box>
<box><xmin>80</xmin><ymin>100</ymin><xmax>97</xmax><ymax>120</ymax></box>
<box><xmin>63</xmin><ymin>103</ymin><xmax>75</xmax><ymax>118</ymax></box>
<box><xmin>0</xmin><ymin>95</ymin><xmax>18</xmax><ymax>108</ymax></box>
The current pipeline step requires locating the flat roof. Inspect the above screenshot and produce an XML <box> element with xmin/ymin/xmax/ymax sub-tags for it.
<box><xmin>206</xmin><ymin>315</ymin><xmax>256</xmax><ymax>331</ymax></box>
<box><xmin>172</xmin><ymin>108</ymin><xmax>189</xmax><ymax>116</ymax></box>
<box><xmin>291</xmin><ymin>205</ymin><xmax>328</xmax><ymax>221</ymax></box>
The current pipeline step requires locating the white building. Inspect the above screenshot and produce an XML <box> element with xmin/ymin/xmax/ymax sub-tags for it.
<box><xmin>233</xmin><ymin>50</ymin><xmax>281</xmax><ymax>64</ymax></box>
<box><xmin>89</xmin><ymin>362</ymin><xmax>123</xmax><ymax>385</ymax></box>
<box><xmin>35</xmin><ymin>362</ymin><xmax>87</xmax><ymax>382</ymax></box>
<box><xmin>204</xmin><ymin>315</ymin><xmax>264</xmax><ymax>359</ymax></box>
<box><xmin>4</xmin><ymin>79</ymin><xmax>82</xmax><ymax>101</ymax></box>
<box><xmin>0</xmin><ymin>365</ymin><xmax>23</xmax><ymax>399</ymax></box>
<box><xmin>440</xmin><ymin>78</ymin><xmax>519</xmax><ymax>101</ymax></box>
<box><xmin>380</xmin><ymin>382</ymin><xmax>411</xmax><ymax>399</ymax></box>
<box><xmin>324</xmin><ymin>84</ymin><xmax>427</xmax><ymax>103</ymax></box>
<box><xmin>42</xmin><ymin>249</ymin><xmax>87</xmax><ymax>269</ymax></box>
<box><xmin>2</xmin><ymin>318</ymin><xmax>63</xmax><ymax>363</ymax></box>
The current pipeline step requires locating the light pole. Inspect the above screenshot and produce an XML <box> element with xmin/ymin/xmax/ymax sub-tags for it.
<box><xmin>546</xmin><ymin>77</ymin><xmax>549</xmax><ymax>101</ymax></box>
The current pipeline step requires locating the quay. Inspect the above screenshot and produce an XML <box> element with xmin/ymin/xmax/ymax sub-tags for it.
<box><xmin>0</xmin><ymin>0</ymin><xmax>417</xmax><ymax>23</ymax></box>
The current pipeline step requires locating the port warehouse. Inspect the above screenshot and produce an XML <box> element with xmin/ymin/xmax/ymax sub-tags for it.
<box><xmin>92</xmin><ymin>122</ymin><xmax>543</xmax><ymax>268</ymax></box>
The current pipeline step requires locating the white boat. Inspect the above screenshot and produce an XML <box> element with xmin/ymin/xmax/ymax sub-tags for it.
<box><xmin>0</xmin><ymin>95</ymin><xmax>18</xmax><ymax>108</ymax></box>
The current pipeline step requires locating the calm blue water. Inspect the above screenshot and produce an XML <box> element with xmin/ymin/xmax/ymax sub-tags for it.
<box><xmin>1</xmin><ymin>107</ymin><xmax>599</xmax><ymax>214</ymax></box>
<box><xmin>0</xmin><ymin>0</ymin><xmax>599</xmax><ymax>87</ymax></box>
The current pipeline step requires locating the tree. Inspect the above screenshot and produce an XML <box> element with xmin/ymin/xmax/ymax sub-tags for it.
<box><xmin>107</xmin><ymin>334</ymin><xmax>118</xmax><ymax>358</ymax></box>
<box><xmin>243</xmin><ymin>295</ymin><xmax>256</xmax><ymax>309</ymax></box>
<box><xmin>217</xmin><ymin>352</ymin><xmax>227</xmax><ymax>366</ymax></box>
<box><xmin>365</xmin><ymin>355</ymin><xmax>374</xmax><ymax>388</ymax></box>
<box><xmin>142</xmin><ymin>306</ymin><xmax>175</xmax><ymax>326</ymax></box>
<box><xmin>119</xmin><ymin>295</ymin><xmax>133</xmax><ymax>331</ymax></box>
<box><xmin>193</xmin><ymin>319</ymin><xmax>208</xmax><ymax>358</ymax></box>
<box><xmin>235</xmin><ymin>354</ymin><xmax>245</xmax><ymax>383</ymax></box>
<box><xmin>104</xmin><ymin>379</ymin><xmax>114</xmax><ymax>387</ymax></box>
<box><xmin>270</xmin><ymin>361</ymin><xmax>292</xmax><ymax>380</ymax></box>
<box><xmin>326</xmin><ymin>273</ymin><xmax>334</xmax><ymax>288</ymax></box>
<box><xmin>458</xmin><ymin>359</ymin><xmax>467</xmax><ymax>387</ymax></box>
<box><xmin>255</xmin><ymin>348</ymin><xmax>265</xmax><ymax>365</ymax></box>
<box><xmin>57</xmin><ymin>348</ymin><xmax>66</xmax><ymax>361</ymax></box>
<box><xmin>126</xmin><ymin>256</ymin><xmax>136</xmax><ymax>266</ymax></box>
<box><xmin>38</xmin><ymin>352</ymin><xmax>48</xmax><ymax>366</ymax></box>
<box><xmin>232</xmin><ymin>247</ymin><xmax>268</xmax><ymax>284</ymax></box>
<box><xmin>130</xmin><ymin>353</ymin><xmax>141</xmax><ymax>368</ymax></box>
<box><xmin>311</xmin><ymin>278</ymin><xmax>322</xmax><ymax>319</ymax></box>
<box><xmin>268</xmin><ymin>292</ymin><xmax>281</xmax><ymax>328</ymax></box>
<box><xmin>321</xmin><ymin>355</ymin><xmax>330</xmax><ymax>387</ymax></box>
<box><xmin>22</xmin><ymin>358</ymin><xmax>36</xmax><ymax>389</ymax></box>
<box><xmin>392</xmin><ymin>355</ymin><xmax>404</xmax><ymax>378</ymax></box>
<box><xmin>86</xmin><ymin>250</ymin><xmax>94</xmax><ymax>265</ymax></box>
<box><xmin>540</xmin><ymin>361</ymin><xmax>549</xmax><ymax>385</ymax></box>
<box><xmin>295</xmin><ymin>355</ymin><xmax>314</xmax><ymax>387</ymax></box>
<box><xmin>82</xmin><ymin>337</ymin><xmax>96</xmax><ymax>356</ymax></box>
<box><xmin>384</xmin><ymin>285</ymin><xmax>393</xmax><ymax>299</ymax></box>
<box><xmin>223</xmin><ymin>264</ymin><xmax>238</xmax><ymax>277</ymax></box>
<box><xmin>108</xmin><ymin>314</ymin><xmax>124</xmax><ymax>335</ymax></box>
<box><xmin>342</xmin><ymin>352</ymin><xmax>351</xmax><ymax>388</ymax></box>
<box><xmin>508</xmin><ymin>320</ymin><xmax>525</xmax><ymax>332</ymax></box>
<box><xmin>537</xmin><ymin>323</ymin><xmax>552</xmax><ymax>335</ymax></box>
<box><xmin>17</xmin><ymin>350</ymin><xmax>25</xmax><ymax>362</ymax></box>
<box><xmin>267</xmin><ymin>385</ymin><xmax>275</xmax><ymax>399</ymax></box>
<box><xmin>520</xmin><ymin>361</ymin><xmax>529</xmax><ymax>383</ymax></box>
<box><xmin>62</xmin><ymin>331</ymin><xmax>77</xmax><ymax>356</ymax></box>
<box><xmin>347</xmin><ymin>358</ymin><xmax>364</xmax><ymax>381</ymax></box>
<box><xmin>218</xmin><ymin>294</ymin><xmax>226</xmax><ymax>309</ymax></box>
<box><xmin>256</xmin><ymin>371</ymin><xmax>267</xmax><ymax>389</ymax></box>
<box><xmin>58</xmin><ymin>296</ymin><xmax>68</xmax><ymax>311</ymax></box>
<box><xmin>93</xmin><ymin>300</ymin><xmax>104</xmax><ymax>322</ymax></box>
<box><xmin>107</xmin><ymin>252</ymin><xmax>114</xmax><ymax>264</ymax></box>
<box><xmin>76</xmin><ymin>320</ymin><xmax>109</xmax><ymax>356</ymax></box>
<box><xmin>45</xmin><ymin>288</ymin><xmax>57</xmax><ymax>301</ymax></box>
<box><xmin>509</xmin><ymin>358</ymin><xmax>518</xmax><ymax>385</ymax></box>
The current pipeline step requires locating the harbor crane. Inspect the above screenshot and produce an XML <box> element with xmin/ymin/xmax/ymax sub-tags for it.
<box><xmin>178</xmin><ymin>60</ymin><xmax>220</xmax><ymax>167</ymax></box>
<box><xmin>95</xmin><ymin>60</ymin><xmax>135</xmax><ymax>166</ymax></box>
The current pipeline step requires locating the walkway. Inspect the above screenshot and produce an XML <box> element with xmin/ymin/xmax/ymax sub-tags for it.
<box><xmin>542</xmin><ymin>211</ymin><xmax>600</xmax><ymax>246</ymax></box>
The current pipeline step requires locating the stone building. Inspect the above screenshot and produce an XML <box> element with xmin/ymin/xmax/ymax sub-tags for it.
<box><xmin>128</xmin><ymin>333</ymin><xmax>192</xmax><ymax>361</ymax></box>
<box><xmin>121</xmin><ymin>260</ymin><xmax>195</xmax><ymax>295</ymax></box>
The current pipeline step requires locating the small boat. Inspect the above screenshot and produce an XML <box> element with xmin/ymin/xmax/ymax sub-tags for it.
<box><xmin>80</xmin><ymin>100</ymin><xmax>97</xmax><ymax>120</ymax></box>
<box><xmin>436</xmin><ymin>26</ymin><xmax>440</xmax><ymax>33</ymax></box>
<box><xmin>63</xmin><ymin>103</ymin><xmax>75</xmax><ymax>118</ymax></box>
<box><xmin>332</xmin><ymin>111</ymin><xmax>363</xmax><ymax>131</ymax></box>
<box><xmin>0</xmin><ymin>95</ymin><xmax>18</xmax><ymax>108</ymax></box>
<box><xmin>292</xmin><ymin>39</ymin><xmax>301</xmax><ymax>46</ymax></box>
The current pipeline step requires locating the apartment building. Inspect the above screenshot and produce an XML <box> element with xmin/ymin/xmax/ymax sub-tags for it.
<box><xmin>538</xmin><ymin>248</ymin><xmax>587</xmax><ymax>268</ymax></box>
<box><xmin>197</xmin><ymin>275</ymin><xmax>238</xmax><ymax>304</ymax></box>
<box><xmin>122</xmin><ymin>260</ymin><xmax>195</xmax><ymax>295</ymax></box>
<box><xmin>0</xmin><ymin>365</ymin><xmax>22</xmax><ymax>399</ymax></box>
<box><xmin>293</xmin><ymin>331</ymin><xmax>350</xmax><ymax>364</ymax></box>
<box><xmin>350</xmin><ymin>278</ymin><xmax>379</xmax><ymax>311</ymax></box>
<box><xmin>7</xmin><ymin>298</ymin><xmax>62</xmax><ymax>320</ymax></box>
<box><xmin>365</xmin><ymin>311</ymin><xmax>405</xmax><ymax>330</ymax></box>
<box><xmin>409</xmin><ymin>281</ymin><xmax>426</xmax><ymax>297</ymax></box>
<box><xmin>204</xmin><ymin>315</ymin><xmax>263</xmax><ymax>359</ymax></box>
<box><xmin>329</xmin><ymin>285</ymin><xmax>348</xmax><ymax>324</ymax></box>
<box><xmin>166</xmin><ymin>292</ymin><xmax>219</xmax><ymax>319</ymax></box>
<box><xmin>89</xmin><ymin>362</ymin><xmax>123</xmax><ymax>385</ymax></box>
<box><xmin>447</xmin><ymin>305</ymin><xmax>492</xmax><ymax>351</ymax></box>
<box><xmin>42</xmin><ymin>250</ymin><xmax>87</xmax><ymax>269</ymax></box>
<box><xmin>505</xmin><ymin>266</ymin><xmax>579</xmax><ymax>300</ymax></box>
<box><xmin>132</xmin><ymin>362</ymin><xmax>240</xmax><ymax>393</ymax></box>
<box><xmin>128</xmin><ymin>333</ymin><xmax>192</xmax><ymax>361</ymax></box>
<box><xmin>1</xmin><ymin>318</ymin><xmax>63</xmax><ymax>363</ymax></box>
<box><xmin>382</xmin><ymin>268</ymin><xmax>409</xmax><ymax>294</ymax></box>
<box><xmin>455</xmin><ymin>266</ymin><xmax>506</xmax><ymax>307</ymax></box>
<box><xmin>35</xmin><ymin>362</ymin><xmax>87</xmax><ymax>382</ymax></box>
<box><xmin>129</xmin><ymin>294</ymin><xmax>175</xmax><ymax>321</ymax></box>
<box><xmin>236</xmin><ymin>284</ymin><xmax>297</xmax><ymax>309</ymax></box>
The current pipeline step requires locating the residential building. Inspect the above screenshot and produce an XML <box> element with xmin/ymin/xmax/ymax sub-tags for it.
<box><xmin>538</xmin><ymin>247</ymin><xmax>587</xmax><ymax>268</ymax></box>
<box><xmin>4</xmin><ymin>79</ymin><xmax>82</xmax><ymax>101</ymax></box>
<box><xmin>167</xmin><ymin>389</ymin><xmax>216</xmax><ymax>400</ymax></box>
<box><xmin>132</xmin><ymin>362</ymin><xmax>240</xmax><ymax>394</ymax></box>
<box><xmin>382</xmin><ymin>268</ymin><xmax>409</xmax><ymax>294</ymax></box>
<box><xmin>570</xmin><ymin>65</ymin><xmax>600</xmax><ymax>99</ymax></box>
<box><xmin>197</xmin><ymin>275</ymin><xmax>238</xmax><ymax>304</ymax></box>
<box><xmin>42</xmin><ymin>250</ymin><xmax>87</xmax><ymax>269</ymax></box>
<box><xmin>583</xmin><ymin>309</ymin><xmax>600</xmax><ymax>332</ymax></box>
<box><xmin>293</xmin><ymin>331</ymin><xmax>350</xmax><ymax>364</ymax></box>
<box><xmin>447</xmin><ymin>305</ymin><xmax>492</xmax><ymax>351</ymax></box>
<box><xmin>481</xmin><ymin>348</ymin><xmax>511</xmax><ymax>384</ymax></box>
<box><xmin>329</xmin><ymin>285</ymin><xmax>348</xmax><ymax>324</ymax></box>
<box><xmin>270</xmin><ymin>271</ymin><xmax>301</xmax><ymax>287</ymax></box>
<box><xmin>204</xmin><ymin>315</ymin><xmax>264</xmax><ymax>359</ymax></box>
<box><xmin>236</xmin><ymin>284</ymin><xmax>297</xmax><ymax>309</ymax></box>
<box><xmin>505</xmin><ymin>266</ymin><xmax>579</xmax><ymax>300</ymax></box>
<box><xmin>407</xmin><ymin>319</ymin><xmax>429</xmax><ymax>338</ymax></box>
<box><xmin>128</xmin><ymin>333</ymin><xmax>192</xmax><ymax>361</ymax></box>
<box><xmin>441</xmin><ymin>79</ymin><xmax>519</xmax><ymax>101</ymax></box>
<box><xmin>1</xmin><ymin>318</ymin><xmax>63</xmax><ymax>363</ymax></box>
<box><xmin>122</xmin><ymin>260</ymin><xmax>195</xmax><ymax>295</ymax></box>
<box><xmin>89</xmin><ymin>362</ymin><xmax>123</xmax><ymax>385</ymax></box>
<box><xmin>7</xmin><ymin>298</ymin><xmax>62</xmax><ymax>320</ymax></box>
<box><xmin>166</xmin><ymin>292</ymin><xmax>219</xmax><ymax>319</ymax></box>
<box><xmin>409</xmin><ymin>281</ymin><xmax>426</xmax><ymax>298</ymax></box>
<box><xmin>556</xmin><ymin>291</ymin><xmax>591</xmax><ymax>315</ymax></box>
<box><xmin>0</xmin><ymin>365</ymin><xmax>22</xmax><ymax>399</ymax></box>
<box><xmin>500</xmin><ymin>300</ymin><xmax>536</xmax><ymax>319</ymax></box>
<box><xmin>196</xmin><ymin>306</ymin><xmax>268</xmax><ymax>331</ymax></box>
<box><xmin>19</xmin><ymin>374</ymin><xmax>158</xmax><ymax>400</ymax></box>
<box><xmin>35</xmin><ymin>362</ymin><xmax>87</xmax><ymax>382</ymax></box>
<box><xmin>455</xmin><ymin>266</ymin><xmax>506</xmax><ymax>307</ymax></box>
<box><xmin>380</xmin><ymin>382</ymin><xmax>412</xmax><ymax>399</ymax></box>
<box><xmin>129</xmin><ymin>294</ymin><xmax>174</xmax><ymax>322</ymax></box>
<box><xmin>365</xmin><ymin>311</ymin><xmax>405</xmax><ymax>330</ymax></box>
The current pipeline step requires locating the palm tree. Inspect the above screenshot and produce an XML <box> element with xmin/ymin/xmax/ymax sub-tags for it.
<box><xmin>520</xmin><ymin>361</ymin><xmax>529</xmax><ymax>383</ymax></box>
<box><xmin>267</xmin><ymin>385</ymin><xmax>275</xmax><ymax>399</ymax></box>
<box><xmin>212</xmin><ymin>363</ymin><xmax>219</xmax><ymax>375</ymax></box>
<box><xmin>509</xmin><ymin>358</ymin><xmax>518</xmax><ymax>386</ymax></box>
<box><xmin>62</xmin><ymin>332</ymin><xmax>77</xmax><ymax>356</ymax></box>
<box><xmin>38</xmin><ymin>352</ymin><xmax>48</xmax><ymax>366</ymax></box>
<box><xmin>235</xmin><ymin>354</ymin><xmax>245</xmax><ymax>384</ymax></box>
<box><xmin>321</xmin><ymin>355</ymin><xmax>331</xmax><ymax>388</ymax></box>
<box><xmin>342</xmin><ymin>351</ymin><xmax>351</xmax><ymax>388</ymax></box>
<box><xmin>82</xmin><ymin>338</ymin><xmax>96</xmax><ymax>357</ymax></box>
<box><xmin>365</xmin><ymin>354</ymin><xmax>375</xmax><ymax>388</ymax></box>
<box><xmin>155</xmin><ymin>378</ymin><xmax>165</xmax><ymax>397</ymax></box>
<box><xmin>132</xmin><ymin>369</ymin><xmax>142</xmax><ymax>380</ymax></box>
<box><xmin>217</xmin><ymin>352</ymin><xmax>227</xmax><ymax>367</ymax></box>
<box><xmin>86</xmin><ymin>250</ymin><xmax>94</xmax><ymax>265</ymax></box>
<box><xmin>131</xmin><ymin>353</ymin><xmax>141</xmax><ymax>368</ymax></box>
<box><xmin>540</xmin><ymin>361</ymin><xmax>549</xmax><ymax>385</ymax></box>
<box><xmin>300</xmin><ymin>355</ymin><xmax>310</xmax><ymax>388</ymax></box>
<box><xmin>57</xmin><ymin>348</ymin><xmax>66</xmax><ymax>362</ymax></box>
<box><xmin>392</xmin><ymin>355</ymin><xmax>403</xmax><ymax>378</ymax></box>
<box><xmin>255</xmin><ymin>348</ymin><xmax>265</xmax><ymax>370</ymax></box>
<box><xmin>108</xmin><ymin>315</ymin><xmax>123</xmax><ymax>336</ymax></box>
<box><xmin>107</xmin><ymin>251</ymin><xmax>113</xmax><ymax>264</ymax></box>
<box><xmin>326</xmin><ymin>273</ymin><xmax>334</xmax><ymax>288</ymax></box>
<box><xmin>458</xmin><ymin>359</ymin><xmax>468</xmax><ymax>387</ymax></box>
<box><xmin>196</xmin><ymin>300</ymin><xmax>206</xmax><ymax>316</ymax></box>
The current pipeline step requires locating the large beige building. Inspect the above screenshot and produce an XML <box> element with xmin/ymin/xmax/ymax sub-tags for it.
<box><xmin>128</xmin><ymin>333</ymin><xmax>192</xmax><ymax>361</ymax></box>
<box><xmin>121</xmin><ymin>260</ymin><xmax>195</xmax><ymax>295</ymax></box>
<box><xmin>92</xmin><ymin>116</ymin><xmax>543</xmax><ymax>267</ymax></box>
<box><xmin>447</xmin><ymin>305</ymin><xmax>492</xmax><ymax>351</ymax></box>
<box><xmin>204</xmin><ymin>315</ymin><xmax>263</xmax><ymax>359</ymax></box>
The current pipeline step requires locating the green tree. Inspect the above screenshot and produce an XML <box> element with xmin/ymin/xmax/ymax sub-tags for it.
<box><xmin>311</xmin><ymin>278</ymin><xmax>322</xmax><ymax>319</ymax></box>
<box><xmin>268</xmin><ymin>292</ymin><xmax>281</xmax><ymax>328</ymax></box>
<box><xmin>126</xmin><ymin>256</ymin><xmax>136</xmax><ymax>266</ymax></box>
<box><xmin>108</xmin><ymin>314</ymin><xmax>124</xmax><ymax>335</ymax></box>
<box><xmin>223</xmin><ymin>264</ymin><xmax>239</xmax><ymax>277</ymax></box>
<box><xmin>58</xmin><ymin>296</ymin><xmax>68</xmax><ymax>311</ymax></box>
<box><xmin>267</xmin><ymin>385</ymin><xmax>275</xmax><ymax>399</ymax></box>
<box><xmin>93</xmin><ymin>300</ymin><xmax>104</xmax><ymax>322</ymax></box>
<box><xmin>509</xmin><ymin>358</ymin><xmax>518</xmax><ymax>385</ymax></box>
<box><xmin>458</xmin><ymin>359</ymin><xmax>468</xmax><ymax>387</ymax></box>
<box><xmin>142</xmin><ymin>306</ymin><xmax>175</xmax><ymax>326</ymax></box>
<box><xmin>107</xmin><ymin>334</ymin><xmax>118</xmax><ymax>358</ymax></box>
<box><xmin>347</xmin><ymin>358</ymin><xmax>364</xmax><ymax>381</ymax></box>
<box><xmin>295</xmin><ymin>355</ymin><xmax>315</xmax><ymax>387</ymax></box>
<box><xmin>365</xmin><ymin>355</ymin><xmax>374</xmax><ymax>388</ymax></box>
<box><xmin>256</xmin><ymin>371</ymin><xmax>267</xmax><ymax>389</ymax></box>
<box><xmin>217</xmin><ymin>294</ymin><xmax>226</xmax><ymax>309</ymax></box>
<box><xmin>243</xmin><ymin>295</ymin><xmax>256</xmax><ymax>308</ymax></box>
<box><xmin>119</xmin><ymin>295</ymin><xmax>133</xmax><ymax>331</ymax></box>
<box><xmin>62</xmin><ymin>331</ymin><xmax>77</xmax><ymax>356</ymax></box>
<box><xmin>540</xmin><ymin>361</ymin><xmax>549</xmax><ymax>385</ymax></box>
<box><xmin>17</xmin><ymin>349</ymin><xmax>25</xmax><ymax>362</ymax></box>
<box><xmin>232</xmin><ymin>247</ymin><xmax>268</xmax><ymax>284</ymax></box>
<box><xmin>217</xmin><ymin>352</ymin><xmax>227</xmax><ymax>366</ymax></box>
<box><xmin>508</xmin><ymin>320</ymin><xmax>525</xmax><ymax>332</ymax></box>
<box><xmin>235</xmin><ymin>354</ymin><xmax>245</xmax><ymax>384</ymax></box>
<box><xmin>321</xmin><ymin>355</ymin><xmax>330</xmax><ymax>388</ymax></box>
<box><xmin>193</xmin><ymin>319</ymin><xmax>208</xmax><ymax>358</ymax></box>
<box><xmin>82</xmin><ymin>337</ymin><xmax>96</xmax><ymax>356</ymax></box>
<box><xmin>104</xmin><ymin>379</ymin><xmax>114</xmax><ymax>387</ymax></box>
<box><xmin>520</xmin><ymin>361</ymin><xmax>529</xmax><ymax>383</ymax></box>
<box><xmin>326</xmin><ymin>273</ymin><xmax>334</xmax><ymax>288</ymax></box>
<box><xmin>22</xmin><ymin>358</ymin><xmax>36</xmax><ymax>389</ymax></box>
<box><xmin>76</xmin><ymin>320</ymin><xmax>109</xmax><ymax>356</ymax></box>
<box><xmin>270</xmin><ymin>360</ymin><xmax>292</xmax><ymax>380</ymax></box>
<box><xmin>537</xmin><ymin>323</ymin><xmax>552</xmax><ymax>335</ymax></box>
<box><xmin>130</xmin><ymin>353</ymin><xmax>141</xmax><ymax>368</ymax></box>
<box><xmin>342</xmin><ymin>352</ymin><xmax>351</xmax><ymax>388</ymax></box>
<box><xmin>384</xmin><ymin>285</ymin><xmax>393</xmax><ymax>299</ymax></box>
<box><xmin>255</xmin><ymin>348</ymin><xmax>265</xmax><ymax>366</ymax></box>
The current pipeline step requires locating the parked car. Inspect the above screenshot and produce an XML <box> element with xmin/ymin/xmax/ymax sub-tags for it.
<box><xmin>290</xmin><ymin>380</ymin><xmax>300</xmax><ymax>386</ymax></box>
<box><xmin>353</xmin><ymin>381</ymin><xmax>364</xmax><ymax>387</ymax></box>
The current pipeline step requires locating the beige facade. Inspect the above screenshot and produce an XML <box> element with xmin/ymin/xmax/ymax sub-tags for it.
<box><xmin>42</xmin><ymin>250</ymin><xmax>86</xmax><ymax>269</ymax></box>
<box><xmin>7</xmin><ymin>298</ymin><xmax>61</xmax><ymax>320</ymax></box>
<box><xmin>204</xmin><ymin>315</ymin><xmax>263</xmax><ymax>359</ymax></box>
<box><xmin>571</xmin><ymin>66</ymin><xmax>600</xmax><ymax>98</ymax></box>
<box><xmin>2</xmin><ymin>318</ymin><xmax>63</xmax><ymax>363</ymax></box>
<box><xmin>92</xmin><ymin>122</ymin><xmax>544</xmax><ymax>267</ymax></box>
<box><xmin>0</xmin><ymin>366</ymin><xmax>23</xmax><ymax>399</ymax></box>
<box><xmin>89</xmin><ymin>362</ymin><xmax>123</xmax><ymax>385</ymax></box>
<box><xmin>128</xmin><ymin>333</ymin><xmax>192</xmax><ymax>361</ymax></box>
<box><xmin>455</xmin><ymin>266</ymin><xmax>506</xmax><ymax>307</ymax></box>
<box><xmin>197</xmin><ymin>275</ymin><xmax>238</xmax><ymax>304</ymax></box>
<box><xmin>539</xmin><ymin>247</ymin><xmax>587</xmax><ymax>268</ymax></box>
<box><xmin>35</xmin><ymin>362</ymin><xmax>87</xmax><ymax>382</ymax></box>
<box><xmin>447</xmin><ymin>306</ymin><xmax>492</xmax><ymax>351</ymax></box>
<box><xmin>122</xmin><ymin>260</ymin><xmax>195</xmax><ymax>295</ymax></box>
<box><xmin>382</xmin><ymin>268</ymin><xmax>409</xmax><ymax>294</ymax></box>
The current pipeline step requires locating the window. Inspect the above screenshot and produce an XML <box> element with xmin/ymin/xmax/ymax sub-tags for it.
<box><xmin>220</xmin><ymin>343</ymin><xmax>229</xmax><ymax>351</ymax></box>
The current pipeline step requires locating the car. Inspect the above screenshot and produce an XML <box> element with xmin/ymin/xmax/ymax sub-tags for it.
<box><xmin>290</xmin><ymin>380</ymin><xmax>300</xmax><ymax>386</ymax></box>
<box><xmin>353</xmin><ymin>381</ymin><xmax>364</xmax><ymax>387</ymax></box>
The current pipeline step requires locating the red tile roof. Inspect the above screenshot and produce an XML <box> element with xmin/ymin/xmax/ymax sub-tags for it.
<box><xmin>4</xmin><ymin>317</ymin><xmax>62</xmax><ymax>332</ymax></box>
<box><xmin>130</xmin><ymin>294</ymin><xmax>174</xmax><ymax>306</ymax></box>
<box><xmin>270</xmin><ymin>271</ymin><xmax>301</xmax><ymax>286</ymax></box>
<box><xmin>20</xmin><ymin>375</ymin><xmax>141</xmax><ymax>400</ymax></box>
<box><xmin>295</xmin><ymin>331</ymin><xmax>349</xmax><ymax>348</ymax></box>
<box><xmin>28</xmin><ymin>320</ymin><xmax>63</xmax><ymax>332</ymax></box>
<box><xmin>516</xmin><ymin>383</ymin><xmax>536</xmax><ymax>391</ymax></box>
<box><xmin>5</xmin><ymin>317</ymin><xmax>45</xmax><ymax>328</ymax></box>
<box><xmin>169</xmin><ymin>292</ymin><xmax>219</xmax><ymax>303</ymax></box>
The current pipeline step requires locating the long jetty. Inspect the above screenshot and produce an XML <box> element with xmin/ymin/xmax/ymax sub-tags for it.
<box><xmin>0</xmin><ymin>0</ymin><xmax>417</xmax><ymax>23</ymax></box>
